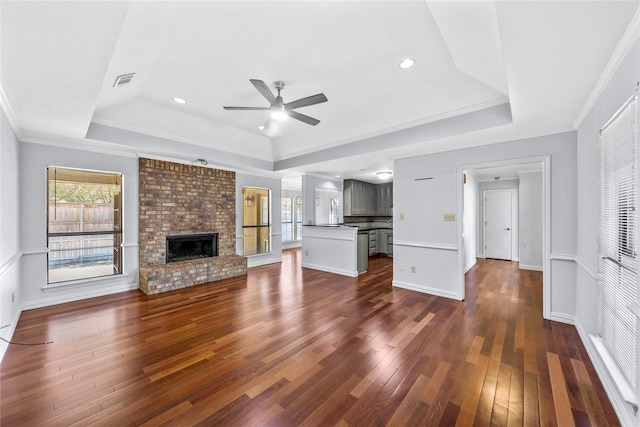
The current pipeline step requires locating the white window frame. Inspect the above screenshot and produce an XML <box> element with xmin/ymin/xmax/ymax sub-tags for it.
<box><xmin>47</xmin><ymin>167</ymin><xmax>123</xmax><ymax>284</ymax></box>
<box><xmin>597</xmin><ymin>93</ymin><xmax>640</xmax><ymax>411</ymax></box>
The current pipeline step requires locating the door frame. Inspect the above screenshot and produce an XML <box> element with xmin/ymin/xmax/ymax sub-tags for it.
<box><xmin>456</xmin><ymin>155</ymin><xmax>551</xmax><ymax>319</ymax></box>
<box><xmin>483</xmin><ymin>188</ymin><xmax>517</xmax><ymax>261</ymax></box>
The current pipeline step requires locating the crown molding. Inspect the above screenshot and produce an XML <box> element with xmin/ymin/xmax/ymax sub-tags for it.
<box><xmin>0</xmin><ymin>85</ymin><xmax>24</xmax><ymax>140</ymax></box>
<box><xmin>573</xmin><ymin>6</ymin><xmax>640</xmax><ymax>129</ymax></box>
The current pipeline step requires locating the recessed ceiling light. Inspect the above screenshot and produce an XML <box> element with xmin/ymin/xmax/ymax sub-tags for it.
<box><xmin>376</xmin><ymin>171</ymin><xmax>392</xmax><ymax>180</ymax></box>
<box><xmin>399</xmin><ymin>58</ymin><xmax>415</xmax><ymax>69</ymax></box>
<box><xmin>173</xmin><ymin>97</ymin><xmax>186</xmax><ymax>104</ymax></box>
<box><xmin>258</xmin><ymin>125</ymin><xmax>265</xmax><ymax>130</ymax></box>
<box><xmin>335</xmin><ymin>175</ymin><xmax>341</xmax><ymax>178</ymax></box>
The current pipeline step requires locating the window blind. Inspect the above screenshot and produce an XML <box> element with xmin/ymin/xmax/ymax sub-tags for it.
<box><xmin>599</xmin><ymin>94</ymin><xmax>639</xmax><ymax>393</ymax></box>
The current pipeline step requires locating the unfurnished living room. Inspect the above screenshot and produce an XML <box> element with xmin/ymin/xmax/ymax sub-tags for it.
<box><xmin>1</xmin><ymin>1</ymin><xmax>640</xmax><ymax>426</ymax></box>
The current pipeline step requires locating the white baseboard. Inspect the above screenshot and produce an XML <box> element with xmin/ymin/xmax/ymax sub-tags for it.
<box><xmin>247</xmin><ymin>255</ymin><xmax>282</xmax><ymax>268</ymax></box>
<box><xmin>23</xmin><ymin>283</ymin><xmax>138</xmax><ymax>311</ymax></box>
<box><xmin>519</xmin><ymin>263</ymin><xmax>543</xmax><ymax>271</ymax></box>
<box><xmin>464</xmin><ymin>259</ymin><xmax>477</xmax><ymax>273</ymax></box>
<box><xmin>549</xmin><ymin>311</ymin><xmax>575</xmax><ymax>325</ymax></box>
<box><xmin>301</xmin><ymin>263</ymin><xmax>358</xmax><ymax>277</ymax></box>
<box><xmin>0</xmin><ymin>304</ymin><xmax>23</xmax><ymax>364</ymax></box>
<box><xmin>392</xmin><ymin>280</ymin><xmax>462</xmax><ymax>301</ymax></box>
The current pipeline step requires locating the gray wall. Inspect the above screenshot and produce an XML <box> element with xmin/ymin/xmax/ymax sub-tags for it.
<box><xmin>575</xmin><ymin>38</ymin><xmax>640</xmax><ymax>426</ymax></box>
<box><xmin>519</xmin><ymin>171</ymin><xmax>543</xmax><ymax>270</ymax></box>
<box><xmin>11</xmin><ymin>139</ymin><xmax>282</xmax><ymax>314</ymax></box>
<box><xmin>301</xmin><ymin>174</ymin><xmax>343</xmax><ymax>225</ymax></box>
<box><xmin>19</xmin><ymin>142</ymin><xmax>140</xmax><ymax>310</ymax></box>
<box><xmin>393</xmin><ymin>131</ymin><xmax>576</xmax><ymax>319</ymax></box>
<box><xmin>0</xmin><ymin>110</ymin><xmax>21</xmax><ymax>362</ymax></box>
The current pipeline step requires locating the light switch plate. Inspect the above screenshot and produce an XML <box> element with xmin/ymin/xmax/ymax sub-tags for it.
<box><xmin>443</xmin><ymin>213</ymin><xmax>456</xmax><ymax>221</ymax></box>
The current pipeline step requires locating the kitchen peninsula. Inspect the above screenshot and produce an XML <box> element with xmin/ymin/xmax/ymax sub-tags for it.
<box><xmin>301</xmin><ymin>221</ymin><xmax>392</xmax><ymax>277</ymax></box>
<box><xmin>301</xmin><ymin>225</ymin><xmax>362</xmax><ymax>277</ymax></box>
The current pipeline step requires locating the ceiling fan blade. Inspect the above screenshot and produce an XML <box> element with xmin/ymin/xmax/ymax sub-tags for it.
<box><xmin>223</xmin><ymin>106</ymin><xmax>270</xmax><ymax>110</ymax></box>
<box><xmin>250</xmin><ymin>79</ymin><xmax>276</xmax><ymax>104</ymax></box>
<box><xmin>285</xmin><ymin>93</ymin><xmax>328</xmax><ymax>110</ymax></box>
<box><xmin>288</xmin><ymin>110</ymin><xmax>320</xmax><ymax>126</ymax></box>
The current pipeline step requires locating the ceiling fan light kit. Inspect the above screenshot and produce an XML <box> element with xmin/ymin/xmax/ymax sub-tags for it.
<box><xmin>224</xmin><ymin>79</ymin><xmax>327</xmax><ymax>128</ymax></box>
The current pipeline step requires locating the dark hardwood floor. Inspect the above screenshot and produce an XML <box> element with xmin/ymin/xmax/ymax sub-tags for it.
<box><xmin>1</xmin><ymin>250</ymin><xmax>619</xmax><ymax>426</ymax></box>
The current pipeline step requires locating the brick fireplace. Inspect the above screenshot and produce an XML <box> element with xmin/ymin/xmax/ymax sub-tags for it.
<box><xmin>138</xmin><ymin>158</ymin><xmax>247</xmax><ymax>294</ymax></box>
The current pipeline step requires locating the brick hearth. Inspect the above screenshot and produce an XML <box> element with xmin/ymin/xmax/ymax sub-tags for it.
<box><xmin>138</xmin><ymin>158</ymin><xmax>247</xmax><ymax>294</ymax></box>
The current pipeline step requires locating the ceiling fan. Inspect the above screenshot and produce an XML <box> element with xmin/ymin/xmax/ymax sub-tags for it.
<box><xmin>223</xmin><ymin>79</ymin><xmax>327</xmax><ymax>130</ymax></box>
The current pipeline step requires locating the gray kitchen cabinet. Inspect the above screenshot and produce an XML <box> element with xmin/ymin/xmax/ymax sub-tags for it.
<box><xmin>375</xmin><ymin>183</ymin><xmax>393</xmax><ymax>216</ymax></box>
<box><xmin>377</xmin><ymin>230</ymin><xmax>387</xmax><ymax>253</ymax></box>
<box><xmin>368</xmin><ymin>230</ymin><xmax>377</xmax><ymax>256</ymax></box>
<box><xmin>377</xmin><ymin>229</ymin><xmax>394</xmax><ymax>255</ymax></box>
<box><xmin>343</xmin><ymin>180</ymin><xmax>353</xmax><ymax>216</ymax></box>
<box><xmin>344</xmin><ymin>179</ymin><xmax>393</xmax><ymax>217</ymax></box>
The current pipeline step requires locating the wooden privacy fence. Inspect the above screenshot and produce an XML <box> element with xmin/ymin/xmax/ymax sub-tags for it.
<box><xmin>48</xmin><ymin>202</ymin><xmax>115</xmax><ymax>266</ymax></box>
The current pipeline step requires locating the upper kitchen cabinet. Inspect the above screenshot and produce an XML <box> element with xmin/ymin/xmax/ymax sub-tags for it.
<box><xmin>344</xmin><ymin>179</ymin><xmax>392</xmax><ymax>217</ymax></box>
<box><xmin>376</xmin><ymin>182</ymin><xmax>393</xmax><ymax>216</ymax></box>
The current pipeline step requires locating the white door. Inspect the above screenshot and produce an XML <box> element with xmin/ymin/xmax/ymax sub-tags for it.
<box><xmin>484</xmin><ymin>190</ymin><xmax>512</xmax><ymax>260</ymax></box>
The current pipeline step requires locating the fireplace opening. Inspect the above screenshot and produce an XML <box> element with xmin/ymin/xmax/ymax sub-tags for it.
<box><xmin>166</xmin><ymin>233</ymin><xmax>218</xmax><ymax>263</ymax></box>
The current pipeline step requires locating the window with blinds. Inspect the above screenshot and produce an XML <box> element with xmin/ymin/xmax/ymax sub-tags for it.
<box><xmin>598</xmin><ymin>94</ymin><xmax>639</xmax><ymax>399</ymax></box>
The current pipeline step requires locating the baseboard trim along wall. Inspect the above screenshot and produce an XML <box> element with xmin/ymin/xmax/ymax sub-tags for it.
<box><xmin>24</xmin><ymin>282</ymin><xmax>139</xmax><ymax>311</ymax></box>
<box><xmin>392</xmin><ymin>279</ymin><xmax>461</xmax><ymax>300</ymax></box>
<box><xmin>548</xmin><ymin>312</ymin><xmax>575</xmax><ymax>325</ymax></box>
<box><xmin>0</xmin><ymin>302</ymin><xmax>23</xmax><ymax>364</ymax></box>
<box><xmin>247</xmin><ymin>255</ymin><xmax>283</xmax><ymax>268</ymax></box>
<box><xmin>519</xmin><ymin>264</ymin><xmax>543</xmax><ymax>271</ymax></box>
<box><xmin>301</xmin><ymin>263</ymin><xmax>358</xmax><ymax>278</ymax></box>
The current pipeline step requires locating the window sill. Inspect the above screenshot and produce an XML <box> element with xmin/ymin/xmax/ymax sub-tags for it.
<box><xmin>590</xmin><ymin>335</ymin><xmax>638</xmax><ymax>409</ymax></box>
<box><xmin>41</xmin><ymin>274</ymin><xmax>131</xmax><ymax>293</ymax></box>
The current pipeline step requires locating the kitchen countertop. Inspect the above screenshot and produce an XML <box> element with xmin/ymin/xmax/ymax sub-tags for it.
<box><xmin>304</xmin><ymin>224</ymin><xmax>392</xmax><ymax>232</ymax></box>
<box><xmin>342</xmin><ymin>225</ymin><xmax>393</xmax><ymax>233</ymax></box>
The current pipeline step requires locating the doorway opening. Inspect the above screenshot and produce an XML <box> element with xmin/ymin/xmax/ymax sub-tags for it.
<box><xmin>458</xmin><ymin>157</ymin><xmax>550</xmax><ymax>318</ymax></box>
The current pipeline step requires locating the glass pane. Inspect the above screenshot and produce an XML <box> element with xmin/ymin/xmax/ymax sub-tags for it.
<box><xmin>296</xmin><ymin>196</ymin><xmax>302</xmax><ymax>241</ymax></box>
<box><xmin>282</xmin><ymin>223</ymin><xmax>293</xmax><ymax>242</ymax></box>
<box><xmin>47</xmin><ymin>168</ymin><xmax>122</xmax><ymax>284</ymax></box>
<box><xmin>242</xmin><ymin>187</ymin><xmax>271</xmax><ymax>255</ymax></box>
<box><xmin>282</xmin><ymin>197</ymin><xmax>293</xmax><ymax>242</ymax></box>
<box><xmin>47</xmin><ymin>233</ymin><xmax>120</xmax><ymax>283</ymax></box>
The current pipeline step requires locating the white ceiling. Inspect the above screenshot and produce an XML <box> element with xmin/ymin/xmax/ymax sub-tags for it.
<box><xmin>1</xmin><ymin>1</ymin><xmax>638</xmax><ymax>188</ymax></box>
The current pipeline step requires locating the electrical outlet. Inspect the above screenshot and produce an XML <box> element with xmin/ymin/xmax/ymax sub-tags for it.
<box><xmin>443</xmin><ymin>213</ymin><xmax>456</xmax><ymax>222</ymax></box>
<box><xmin>305</xmin><ymin>250</ymin><xmax>309</xmax><ymax>256</ymax></box>
<box><xmin>411</xmin><ymin>266</ymin><xmax>416</xmax><ymax>273</ymax></box>
<box><xmin>400</xmin><ymin>213</ymin><xmax>405</xmax><ymax>220</ymax></box>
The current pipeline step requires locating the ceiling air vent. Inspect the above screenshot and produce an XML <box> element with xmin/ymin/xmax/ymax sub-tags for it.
<box><xmin>113</xmin><ymin>72</ymin><xmax>136</xmax><ymax>87</ymax></box>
